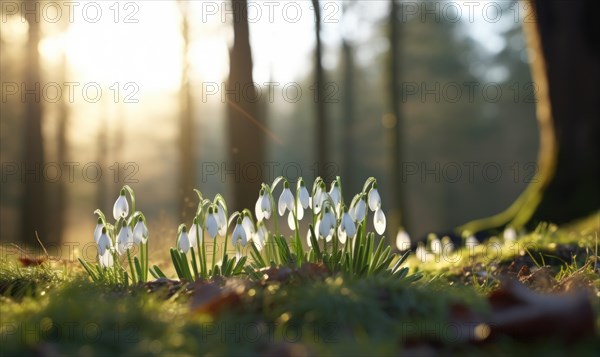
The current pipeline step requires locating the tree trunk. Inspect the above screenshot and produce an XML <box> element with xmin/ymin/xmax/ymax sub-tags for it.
<box><xmin>178</xmin><ymin>1</ymin><xmax>195</xmax><ymax>220</ymax></box>
<box><xmin>388</xmin><ymin>0</ymin><xmax>407</xmax><ymax>233</ymax></box>
<box><xmin>21</xmin><ymin>0</ymin><xmax>47</xmax><ymax>245</ymax></box>
<box><xmin>50</xmin><ymin>52</ymin><xmax>69</xmax><ymax>244</ymax></box>
<box><xmin>458</xmin><ymin>0</ymin><xmax>600</xmax><ymax>234</ymax></box>
<box><xmin>525</xmin><ymin>0</ymin><xmax>600</xmax><ymax>224</ymax></box>
<box><xmin>311</xmin><ymin>0</ymin><xmax>330</xmax><ymax>183</ymax></box>
<box><xmin>227</xmin><ymin>0</ymin><xmax>263</xmax><ymax>211</ymax></box>
<box><xmin>341</xmin><ymin>38</ymin><xmax>355</xmax><ymax>189</ymax></box>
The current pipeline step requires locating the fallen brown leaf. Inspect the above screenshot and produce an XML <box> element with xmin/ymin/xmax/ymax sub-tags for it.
<box><xmin>487</xmin><ymin>280</ymin><xmax>595</xmax><ymax>342</ymax></box>
<box><xmin>189</xmin><ymin>278</ymin><xmax>249</xmax><ymax>314</ymax></box>
<box><xmin>18</xmin><ymin>256</ymin><xmax>48</xmax><ymax>267</ymax></box>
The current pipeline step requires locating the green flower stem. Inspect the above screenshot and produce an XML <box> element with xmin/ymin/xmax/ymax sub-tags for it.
<box><xmin>211</xmin><ymin>238</ymin><xmax>217</xmax><ymax>274</ymax></box>
<box><xmin>126</xmin><ymin>248</ymin><xmax>137</xmax><ymax>284</ymax></box>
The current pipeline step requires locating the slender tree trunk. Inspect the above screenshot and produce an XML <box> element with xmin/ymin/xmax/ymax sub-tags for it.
<box><xmin>178</xmin><ymin>1</ymin><xmax>195</xmax><ymax>220</ymax></box>
<box><xmin>51</xmin><ymin>52</ymin><xmax>69</xmax><ymax>244</ymax></box>
<box><xmin>341</xmin><ymin>38</ymin><xmax>355</xmax><ymax>189</ymax></box>
<box><xmin>21</xmin><ymin>0</ymin><xmax>47</xmax><ymax>245</ymax></box>
<box><xmin>96</xmin><ymin>102</ymin><xmax>108</xmax><ymax>212</ymax></box>
<box><xmin>227</xmin><ymin>0</ymin><xmax>263</xmax><ymax>211</ymax></box>
<box><xmin>311</xmin><ymin>0</ymin><xmax>330</xmax><ymax>183</ymax></box>
<box><xmin>388</xmin><ymin>0</ymin><xmax>407</xmax><ymax>233</ymax></box>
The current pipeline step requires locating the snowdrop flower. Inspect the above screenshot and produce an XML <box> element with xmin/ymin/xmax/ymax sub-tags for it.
<box><xmin>99</xmin><ymin>249</ymin><xmax>114</xmax><ymax>268</ymax></box>
<box><xmin>318</xmin><ymin>206</ymin><xmax>336</xmax><ymax>242</ymax></box>
<box><xmin>117</xmin><ymin>222</ymin><xmax>134</xmax><ymax>255</ymax></box>
<box><xmin>465</xmin><ymin>235</ymin><xmax>479</xmax><ymax>249</ymax></box>
<box><xmin>113</xmin><ymin>189</ymin><xmax>129</xmax><ymax>220</ymax></box>
<box><xmin>216</xmin><ymin>205</ymin><xmax>227</xmax><ymax>237</ymax></box>
<box><xmin>396</xmin><ymin>229</ymin><xmax>411</xmax><ymax>252</ymax></box>
<box><xmin>241</xmin><ymin>213</ymin><xmax>255</xmax><ymax>238</ymax></box>
<box><xmin>97</xmin><ymin>227</ymin><xmax>114</xmax><ymax>268</ymax></box>
<box><xmin>97</xmin><ymin>227</ymin><xmax>112</xmax><ymax>257</ymax></box>
<box><xmin>373</xmin><ymin>207</ymin><xmax>386</xmax><ymax>235</ymax></box>
<box><xmin>231</xmin><ymin>217</ymin><xmax>247</xmax><ymax>247</ymax></box>
<box><xmin>337</xmin><ymin>208</ymin><xmax>356</xmax><ymax>244</ymax></box>
<box><xmin>177</xmin><ymin>225</ymin><xmax>190</xmax><ymax>253</ymax></box>
<box><xmin>278</xmin><ymin>181</ymin><xmax>295</xmax><ymax>216</ymax></box>
<box><xmin>93</xmin><ymin>218</ymin><xmax>104</xmax><ymax>243</ymax></box>
<box><xmin>255</xmin><ymin>188</ymin><xmax>272</xmax><ymax>221</ymax></box>
<box><xmin>205</xmin><ymin>207</ymin><xmax>219</xmax><ymax>239</ymax></box>
<box><xmin>428</xmin><ymin>234</ymin><xmax>441</xmax><ymax>255</ymax></box>
<box><xmin>329</xmin><ymin>181</ymin><xmax>341</xmax><ymax>211</ymax></box>
<box><xmin>351</xmin><ymin>197</ymin><xmax>367</xmax><ymax>222</ymax></box>
<box><xmin>188</xmin><ymin>217</ymin><xmax>202</xmax><ymax>249</ymax></box>
<box><xmin>312</xmin><ymin>183</ymin><xmax>326</xmax><ymax>214</ymax></box>
<box><xmin>503</xmin><ymin>226</ymin><xmax>517</xmax><ymax>242</ymax></box>
<box><xmin>252</xmin><ymin>222</ymin><xmax>268</xmax><ymax>251</ymax></box>
<box><xmin>133</xmin><ymin>217</ymin><xmax>148</xmax><ymax>245</ymax></box>
<box><xmin>298</xmin><ymin>180</ymin><xmax>310</xmax><ymax>209</ymax></box>
<box><xmin>441</xmin><ymin>236</ymin><xmax>455</xmax><ymax>254</ymax></box>
<box><xmin>368</xmin><ymin>184</ymin><xmax>381</xmax><ymax>211</ymax></box>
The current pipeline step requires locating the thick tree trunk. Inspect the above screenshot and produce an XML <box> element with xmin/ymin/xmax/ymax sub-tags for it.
<box><xmin>227</xmin><ymin>0</ymin><xmax>263</xmax><ymax>211</ymax></box>
<box><xmin>526</xmin><ymin>0</ymin><xmax>600</xmax><ymax>224</ymax></box>
<box><xmin>21</xmin><ymin>0</ymin><xmax>47</xmax><ymax>245</ymax></box>
<box><xmin>459</xmin><ymin>0</ymin><xmax>600</xmax><ymax>234</ymax></box>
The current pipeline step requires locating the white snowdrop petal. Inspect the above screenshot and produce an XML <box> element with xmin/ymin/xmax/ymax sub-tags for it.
<box><xmin>99</xmin><ymin>250</ymin><xmax>114</xmax><ymax>268</ymax></box>
<box><xmin>342</xmin><ymin>213</ymin><xmax>356</xmax><ymax>240</ymax></box>
<box><xmin>261</xmin><ymin>195</ymin><xmax>272</xmax><ymax>219</ymax></box>
<box><xmin>337</xmin><ymin>226</ymin><xmax>347</xmax><ymax>244</ymax></box>
<box><xmin>206</xmin><ymin>214</ymin><xmax>219</xmax><ymax>238</ymax></box>
<box><xmin>396</xmin><ymin>230</ymin><xmax>411</xmax><ymax>251</ymax></box>
<box><xmin>299</xmin><ymin>187</ymin><xmax>310</xmax><ymax>209</ymax></box>
<box><xmin>296</xmin><ymin>203</ymin><xmax>304</xmax><ymax>220</ymax></box>
<box><xmin>112</xmin><ymin>195</ymin><xmax>129</xmax><ymax>220</ymax></box>
<box><xmin>287</xmin><ymin>211</ymin><xmax>296</xmax><ymax>230</ymax></box>
<box><xmin>368</xmin><ymin>188</ymin><xmax>381</xmax><ymax>211</ymax></box>
<box><xmin>374</xmin><ymin>208</ymin><xmax>386</xmax><ymax>235</ymax></box>
<box><xmin>353</xmin><ymin>199</ymin><xmax>367</xmax><ymax>222</ymax></box>
<box><xmin>93</xmin><ymin>223</ymin><xmax>103</xmax><ymax>243</ymax></box>
<box><xmin>255</xmin><ymin>196</ymin><xmax>264</xmax><ymax>221</ymax></box>
<box><xmin>232</xmin><ymin>224</ymin><xmax>247</xmax><ymax>247</ymax></box>
<box><xmin>178</xmin><ymin>231</ymin><xmax>190</xmax><ymax>253</ymax></box>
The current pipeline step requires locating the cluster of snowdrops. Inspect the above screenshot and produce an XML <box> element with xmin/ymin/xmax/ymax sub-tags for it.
<box><xmin>80</xmin><ymin>176</ymin><xmax>419</xmax><ymax>285</ymax></box>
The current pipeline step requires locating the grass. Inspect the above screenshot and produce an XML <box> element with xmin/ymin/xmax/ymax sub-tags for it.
<box><xmin>1</xmin><ymin>216</ymin><xmax>599</xmax><ymax>356</ymax></box>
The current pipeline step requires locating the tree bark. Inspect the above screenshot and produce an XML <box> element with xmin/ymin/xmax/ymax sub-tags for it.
<box><xmin>526</xmin><ymin>0</ymin><xmax>600</xmax><ymax>224</ymax></box>
<box><xmin>311</xmin><ymin>0</ymin><xmax>330</xmax><ymax>183</ymax></box>
<box><xmin>227</xmin><ymin>0</ymin><xmax>263</xmax><ymax>211</ymax></box>
<box><xmin>21</xmin><ymin>0</ymin><xmax>47</xmax><ymax>245</ymax></box>
<box><xmin>178</xmin><ymin>1</ymin><xmax>195</xmax><ymax>220</ymax></box>
<box><xmin>389</xmin><ymin>0</ymin><xmax>407</xmax><ymax>233</ymax></box>
<box><xmin>341</xmin><ymin>38</ymin><xmax>354</xmax><ymax>189</ymax></box>
<box><xmin>458</xmin><ymin>0</ymin><xmax>600</xmax><ymax>234</ymax></box>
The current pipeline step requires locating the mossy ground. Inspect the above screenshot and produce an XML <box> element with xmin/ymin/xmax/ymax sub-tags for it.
<box><xmin>1</xmin><ymin>216</ymin><xmax>599</xmax><ymax>356</ymax></box>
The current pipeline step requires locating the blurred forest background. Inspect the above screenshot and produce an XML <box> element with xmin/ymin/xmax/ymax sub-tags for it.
<box><xmin>1</xmin><ymin>0</ymin><xmax>543</xmax><ymax>249</ymax></box>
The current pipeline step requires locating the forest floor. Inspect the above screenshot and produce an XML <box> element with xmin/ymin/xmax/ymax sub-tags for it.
<box><xmin>1</xmin><ymin>215</ymin><xmax>599</xmax><ymax>356</ymax></box>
